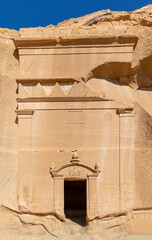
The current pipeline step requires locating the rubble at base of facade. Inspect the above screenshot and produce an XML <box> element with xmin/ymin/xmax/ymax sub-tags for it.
<box><xmin>0</xmin><ymin>4</ymin><xmax>152</xmax><ymax>240</ymax></box>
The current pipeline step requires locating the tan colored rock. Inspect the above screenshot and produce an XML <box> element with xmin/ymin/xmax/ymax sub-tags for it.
<box><xmin>0</xmin><ymin>4</ymin><xmax>152</xmax><ymax>240</ymax></box>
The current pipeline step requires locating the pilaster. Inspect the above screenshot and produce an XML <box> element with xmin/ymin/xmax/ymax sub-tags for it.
<box><xmin>117</xmin><ymin>108</ymin><xmax>135</xmax><ymax>213</ymax></box>
<box><xmin>16</xmin><ymin>109</ymin><xmax>34</xmax><ymax>212</ymax></box>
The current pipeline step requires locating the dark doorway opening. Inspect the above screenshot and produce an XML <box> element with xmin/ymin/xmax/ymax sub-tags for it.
<box><xmin>64</xmin><ymin>180</ymin><xmax>86</xmax><ymax>226</ymax></box>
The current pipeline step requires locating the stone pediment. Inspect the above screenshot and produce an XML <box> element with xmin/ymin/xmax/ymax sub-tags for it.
<box><xmin>50</xmin><ymin>152</ymin><xmax>100</xmax><ymax>179</ymax></box>
<box><xmin>50</xmin><ymin>162</ymin><xmax>100</xmax><ymax>179</ymax></box>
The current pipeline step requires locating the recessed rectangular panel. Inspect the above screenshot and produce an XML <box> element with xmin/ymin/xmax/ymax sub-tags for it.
<box><xmin>67</xmin><ymin>110</ymin><xmax>84</xmax><ymax>124</ymax></box>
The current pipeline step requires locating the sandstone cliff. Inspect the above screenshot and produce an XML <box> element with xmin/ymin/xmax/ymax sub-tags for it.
<box><xmin>0</xmin><ymin>5</ymin><xmax>152</xmax><ymax>240</ymax></box>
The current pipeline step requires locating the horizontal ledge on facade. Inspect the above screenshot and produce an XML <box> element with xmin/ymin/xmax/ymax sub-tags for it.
<box><xmin>116</xmin><ymin>108</ymin><xmax>133</xmax><ymax>115</ymax></box>
<box><xmin>16</xmin><ymin>97</ymin><xmax>110</xmax><ymax>103</ymax></box>
<box><xmin>87</xmin><ymin>173</ymin><xmax>99</xmax><ymax>177</ymax></box>
<box><xmin>52</xmin><ymin>173</ymin><xmax>64</xmax><ymax>178</ymax></box>
<box><xmin>16</xmin><ymin>78</ymin><xmax>78</xmax><ymax>84</ymax></box>
<box><xmin>15</xmin><ymin>109</ymin><xmax>34</xmax><ymax>115</ymax></box>
<box><xmin>13</xmin><ymin>35</ymin><xmax>138</xmax><ymax>48</ymax></box>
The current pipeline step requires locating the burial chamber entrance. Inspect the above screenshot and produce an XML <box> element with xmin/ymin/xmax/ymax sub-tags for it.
<box><xmin>64</xmin><ymin>180</ymin><xmax>86</xmax><ymax>225</ymax></box>
<box><xmin>50</xmin><ymin>156</ymin><xmax>101</xmax><ymax>223</ymax></box>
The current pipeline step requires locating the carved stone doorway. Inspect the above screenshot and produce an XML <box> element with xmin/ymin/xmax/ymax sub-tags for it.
<box><xmin>50</xmin><ymin>155</ymin><xmax>100</xmax><ymax>222</ymax></box>
<box><xmin>64</xmin><ymin>180</ymin><xmax>86</xmax><ymax>226</ymax></box>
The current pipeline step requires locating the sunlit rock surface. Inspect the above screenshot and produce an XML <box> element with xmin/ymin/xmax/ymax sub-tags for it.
<box><xmin>0</xmin><ymin>5</ymin><xmax>152</xmax><ymax>240</ymax></box>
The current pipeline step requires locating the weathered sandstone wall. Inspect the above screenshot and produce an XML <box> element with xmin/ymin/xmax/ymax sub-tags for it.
<box><xmin>0</xmin><ymin>4</ymin><xmax>152</xmax><ymax>240</ymax></box>
<box><xmin>0</xmin><ymin>31</ymin><xmax>19</xmax><ymax>210</ymax></box>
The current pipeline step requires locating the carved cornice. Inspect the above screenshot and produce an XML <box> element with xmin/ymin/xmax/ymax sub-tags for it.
<box><xmin>16</xmin><ymin>78</ymin><xmax>78</xmax><ymax>84</ymax></box>
<box><xmin>13</xmin><ymin>35</ymin><xmax>138</xmax><ymax>49</ymax></box>
<box><xmin>87</xmin><ymin>173</ymin><xmax>99</xmax><ymax>178</ymax></box>
<box><xmin>116</xmin><ymin>108</ymin><xmax>133</xmax><ymax>115</ymax></box>
<box><xmin>16</xmin><ymin>97</ymin><xmax>110</xmax><ymax>102</ymax></box>
<box><xmin>15</xmin><ymin>109</ymin><xmax>34</xmax><ymax>116</ymax></box>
